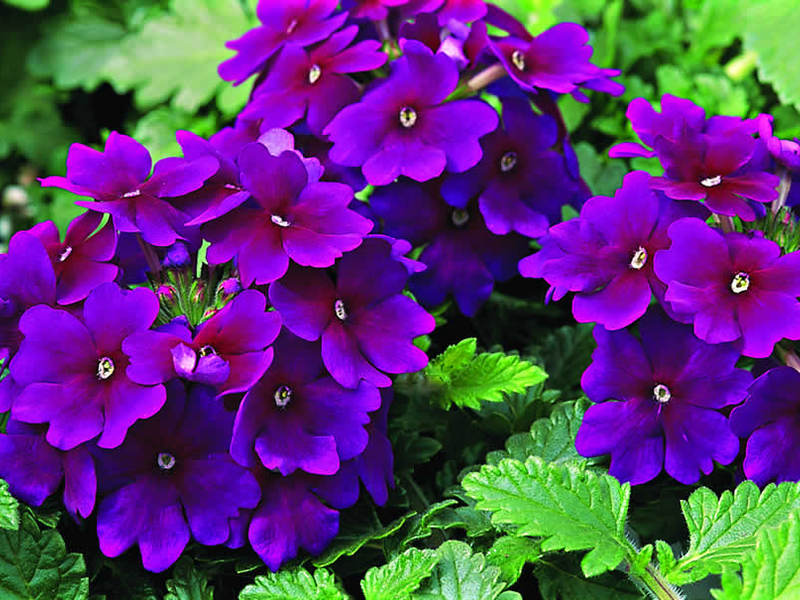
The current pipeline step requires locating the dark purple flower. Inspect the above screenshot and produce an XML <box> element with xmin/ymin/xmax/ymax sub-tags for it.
<box><xmin>654</xmin><ymin>218</ymin><xmax>800</xmax><ymax>358</ymax></box>
<box><xmin>94</xmin><ymin>383</ymin><xmax>260</xmax><ymax>572</ymax></box>
<box><xmin>324</xmin><ymin>40</ymin><xmax>498</xmax><ymax>186</ymax></box>
<box><xmin>757</xmin><ymin>113</ymin><xmax>800</xmax><ymax>172</ymax></box>
<box><xmin>218</xmin><ymin>0</ymin><xmax>347</xmax><ymax>85</ymax></box>
<box><xmin>434</xmin><ymin>0</ymin><xmax>487</xmax><ymax>24</ymax></box>
<box><xmin>575</xmin><ymin>308</ymin><xmax>750</xmax><ymax>485</ymax></box>
<box><xmin>39</xmin><ymin>132</ymin><xmax>218</xmax><ymax>246</ymax></box>
<box><xmin>730</xmin><ymin>367</ymin><xmax>800</xmax><ymax>485</ymax></box>
<box><xmin>230</xmin><ymin>332</ymin><xmax>380</xmax><ymax>475</ymax></box>
<box><xmin>27</xmin><ymin>212</ymin><xmax>118</xmax><ymax>306</ymax></box>
<box><xmin>343</xmin><ymin>0</ymin><xmax>407</xmax><ymax>20</ymax></box>
<box><xmin>519</xmin><ymin>171</ymin><xmax>707</xmax><ymax>330</ymax></box>
<box><xmin>10</xmin><ymin>282</ymin><xmax>164</xmax><ymax>449</ymax></box>
<box><xmin>0</xmin><ymin>232</ymin><xmax>56</xmax><ymax>367</ymax></box>
<box><xmin>241</xmin><ymin>26</ymin><xmax>386</xmax><ymax>134</ymax></box>
<box><xmin>124</xmin><ymin>289</ymin><xmax>281</xmax><ymax>396</ymax></box>
<box><xmin>649</xmin><ymin>130</ymin><xmax>779</xmax><ymax>221</ymax></box>
<box><xmin>270</xmin><ymin>236</ymin><xmax>435</xmax><ymax>388</ymax></box>
<box><xmin>203</xmin><ymin>142</ymin><xmax>373</xmax><ymax>286</ymax></box>
<box><xmin>441</xmin><ymin>97</ymin><xmax>572</xmax><ymax>237</ymax></box>
<box><xmin>0</xmin><ymin>420</ymin><xmax>96</xmax><ymax>518</ymax></box>
<box><xmin>247</xmin><ymin>472</ymin><xmax>338</xmax><ymax>571</ymax></box>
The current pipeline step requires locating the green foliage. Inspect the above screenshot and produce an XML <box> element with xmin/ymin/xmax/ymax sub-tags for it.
<box><xmin>423</xmin><ymin>338</ymin><xmax>547</xmax><ymax>410</ymax></box>
<box><xmin>665</xmin><ymin>480</ymin><xmax>800</xmax><ymax>584</ymax></box>
<box><xmin>2</xmin><ymin>0</ymin><xmax>49</xmax><ymax>9</ymax></box>
<box><xmin>463</xmin><ymin>456</ymin><xmax>631</xmax><ymax>577</ymax></box>
<box><xmin>0</xmin><ymin>509</ymin><xmax>88</xmax><ymax>599</ymax></box>
<box><xmin>0</xmin><ymin>480</ymin><xmax>20</xmax><ymax>531</ymax></box>
<box><xmin>164</xmin><ymin>557</ymin><xmax>214</xmax><ymax>600</ymax></box>
<box><xmin>411</xmin><ymin>541</ymin><xmax>508</xmax><ymax>600</ymax></box>
<box><xmin>712</xmin><ymin>515</ymin><xmax>800</xmax><ymax>600</ymax></box>
<box><xmin>238</xmin><ymin>568</ymin><xmax>347</xmax><ymax>600</ymax></box>
<box><xmin>485</xmin><ymin>536</ymin><xmax>542</xmax><ymax>584</ymax></box>
<box><xmin>361</xmin><ymin>548</ymin><xmax>438</xmax><ymax>600</ymax></box>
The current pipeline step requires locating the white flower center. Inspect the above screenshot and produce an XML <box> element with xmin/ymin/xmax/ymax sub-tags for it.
<box><xmin>451</xmin><ymin>208</ymin><xmax>470</xmax><ymax>228</ymax></box>
<box><xmin>199</xmin><ymin>345</ymin><xmax>216</xmax><ymax>357</ymax></box>
<box><xmin>334</xmin><ymin>299</ymin><xmax>348</xmax><ymax>320</ymax></box>
<box><xmin>274</xmin><ymin>384</ymin><xmax>292</xmax><ymax>408</ymax></box>
<box><xmin>157</xmin><ymin>452</ymin><xmax>176</xmax><ymax>470</ymax></box>
<box><xmin>511</xmin><ymin>50</ymin><xmax>526</xmax><ymax>71</ymax></box>
<box><xmin>629</xmin><ymin>246</ymin><xmax>648</xmax><ymax>270</ymax></box>
<box><xmin>271</xmin><ymin>214</ymin><xmax>291</xmax><ymax>228</ymax></box>
<box><xmin>58</xmin><ymin>246</ymin><xmax>73</xmax><ymax>262</ymax></box>
<box><xmin>652</xmin><ymin>383</ymin><xmax>671</xmax><ymax>404</ymax></box>
<box><xmin>500</xmin><ymin>151</ymin><xmax>518</xmax><ymax>172</ymax></box>
<box><xmin>308</xmin><ymin>64</ymin><xmax>322</xmax><ymax>84</ymax></box>
<box><xmin>730</xmin><ymin>272</ymin><xmax>750</xmax><ymax>294</ymax></box>
<box><xmin>399</xmin><ymin>106</ymin><xmax>418</xmax><ymax>128</ymax></box>
<box><xmin>96</xmin><ymin>357</ymin><xmax>115</xmax><ymax>380</ymax></box>
<box><xmin>700</xmin><ymin>175</ymin><xmax>722</xmax><ymax>187</ymax></box>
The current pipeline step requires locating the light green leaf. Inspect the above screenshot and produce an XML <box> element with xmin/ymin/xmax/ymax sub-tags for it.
<box><xmin>711</xmin><ymin>514</ymin><xmax>800</xmax><ymax>600</ymax></box>
<box><xmin>239</xmin><ymin>568</ymin><xmax>348</xmax><ymax>600</ymax></box>
<box><xmin>0</xmin><ymin>509</ymin><xmax>88</xmax><ymax>599</ymax></box>
<box><xmin>424</xmin><ymin>339</ymin><xmax>547</xmax><ymax>410</ymax></box>
<box><xmin>463</xmin><ymin>456</ymin><xmax>631</xmax><ymax>577</ymax></box>
<box><xmin>668</xmin><ymin>480</ymin><xmax>800</xmax><ymax>584</ymax></box>
<box><xmin>411</xmin><ymin>541</ymin><xmax>507</xmax><ymax>600</ymax></box>
<box><xmin>131</xmin><ymin>107</ymin><xmax>218</xmax><ymax>163</ymax></box>
<box><xmin>164</xmin><ymin>557</ymin><xmax>213</xmax><ymax>600</ymax></box>
<box><xmin>485</xmin><ymin>536</ymin><xmax>542</xmax><ymax>585</ymax></box>
<box><xmin>361</xmin><ymin>548</ymin><xmax>438</xmax><ymax>600</ymax></box>
<box><xmin>2</xmin><ymin>0</ymin><xmax>49</xmax><ymax>9</ymax></box>
<box><xmin>105</xmin><ymin>0</ymin><xmax>253</xmax><ymax>111</ymax></box>
<box><xmin>0</xmin><ymin>480</ymin><xmax>19</xmax><ymax>530</ymax></box>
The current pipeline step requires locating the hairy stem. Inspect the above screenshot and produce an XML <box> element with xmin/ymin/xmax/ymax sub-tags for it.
<box><xmin>629</xmin><ymin>564</ymin><xmax>685</xmax><ymax>600</ymax></box>
<box><xmin>467</xmin><ymin>63</ymin><xmax>506</xmax><ymax>92</ymax></box>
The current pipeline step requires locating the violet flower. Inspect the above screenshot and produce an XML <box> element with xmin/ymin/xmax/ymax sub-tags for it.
<box><xmin>218</xmin><ymin>0</ymin><xmax>347</xmax><ymax>85</ymax></box>
<box><xmin>27</xmin><ymin>212</ymin><xmax>118</xmax><ymax>305</ymax></box>
<box><xmin>575</xmin><ymin>308</ymin><xmax>750</xmax><ymax>485</ymax></box>
<box><xmin>654</xmin><ymin>218</ymin><xmax>800</xmax><ymax>358</ymax></box>
<box><xmin>94</xmin><ymin>383</ymin><xmax>260</xmax><ymax>572</ymax></box>
<box><xmin>124</xmin><ymin>289</ymin><xmax>281</xmax><ymax>396</ymax></box>
<box><xmin>39</xmin><ymin>132</ymin><xmax>218</xmax><ymax>246</ymax></box>
<box><xmin>230</xmin><ymin>332</ymin><xmax>381</xmax><ymax>476</ymax></box>
<box><xmin>241</xmin><ymin>25</ymin><xmax>387</xmax><ymax>134</ymax></box>
<box><xmin>10</xmin><ymin>282</ymin><xmax>164</xmax><ymax>449</ymax></box>
<box><xmin>269</xmin><ymin>236</ymin><xmax>435</xmax><ymax>388</ymax></box>
<box><xmin>203</xmin><ymin>142</ymin><xmax>373</xmax><ymax>286</ymax></box>
<box><xmin>730</xmin><ymin>367</ymin><xmax>800</xmax><ymax>485</ymax></box>
<box><xmin>519</xmin><ymin>171</ymin><xmax>707</xmax><ymax>330</ymax></box>
<box><xmin>324</xmin><ymin>40</ymin><xmax>498</xmax><ymax>186</ymax></box>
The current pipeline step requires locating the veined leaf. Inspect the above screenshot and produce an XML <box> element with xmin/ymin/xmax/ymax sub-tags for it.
<box><xmin>361</xmin><ymin>548</ymin><xmax>438</xmax><ymax>600</ymax></box>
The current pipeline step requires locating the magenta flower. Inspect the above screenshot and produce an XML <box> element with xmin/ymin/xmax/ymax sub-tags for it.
<box><xmin>10</xmin><ymin>282</ymin><xmax>164</xmax><ymax>449</ymax></box>
<box><xmin>324</xmin><ymin>40</ymin><xmax>498</xmax><ymax>186</ymax></box>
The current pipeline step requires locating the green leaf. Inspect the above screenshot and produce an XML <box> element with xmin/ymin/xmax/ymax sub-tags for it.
<box><xmin>239</xmin><ymin>568</ymin><xmax>348</xmax><ymax>600</ymax></box>
<box><xmin>668</xmin><ymin>480</ymin><xmax>800</xmax><ymax>584</ymax></box>
<box><xmin>743</xmin><ymin>2</ymin><xmax>800</xmax><ymax>111</ymax></box>
<box><xmin>361</xmin><ymin>548</ymin><xmax>438</xmax><ymax>600</ymax></box>
<box><xmin>534</xmin><ymin>557</ymin><xmax>641</xmax><ymax>600</ymax></box>
<box><xmin>131</xmin><ymin>107</ymin><xmax>218</xmax><ymax>163</ymax></box>
<box><xmin>485</xmin><ymin>536</ymin><xmax>542</xmax><ymax>585</ymax></box>
<box><xmin>2</xmin><ymin>0</ymin><xmax>49</xmax><ymax>9</ymax></box>
<box><xmin>463</xmin><ymin>456</ymin><xmax>631</xmax><ymax>577</ymax></box>
<box><xmin>424</xmin><ymin>339</ymin><xmax>547</xmax><ymax>410</ymax></box>
<box><xmin>105</xmin><ymin>0</ymin><xmax>253</xmax><ymax>111</ymax></box>
<box><xmin>164</xmin><ymin>557</ymin><xmax>213</xmax><ymax>600</ymax></box>
<box><xmin>711</xmin><ymin>514</ymin><xmax>800</xmax><ymax>600</ymax></box>
<box><xmin>0</xmin><ymin>479</ymin><xmax>20</xmax><ymax>530</ymax></box>
<box><xmin>0</xmin><ymin>509</ymin><xmax>88</xmax><ymax>599</ymax></box>
<box><xmin>411</xmin><ymin>541</ymin><xmax>507</xmax><ymax>600</ymax></box>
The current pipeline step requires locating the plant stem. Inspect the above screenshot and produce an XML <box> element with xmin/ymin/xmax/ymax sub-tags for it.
<box><xmin>629</xmin><ymin>564</ymin><xmax>685</xmax><ymax>600</ymax></box>
<box><xmin>773</xmin><ymin>167</ymin><xmax>792</xmax><ymax>214</ymax></box>
<box><xmin>136</xmin><ymin>234</ymin><xmax>162</xmax><ymax>281</ymax></box>
<box><xmin>467</xmin><ymin>63</ymin><xmax>506</xmax><ymax>92</ymax></box>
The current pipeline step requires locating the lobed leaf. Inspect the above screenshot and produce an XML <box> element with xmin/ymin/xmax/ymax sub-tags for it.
<box><xmin>361</xmin><ymin>548</ymin><xmax>438</xmax><ymax>600</ymax></box>
<box><xmin>164</xmin><ymin>557</ymin><xmax>213</xmax><ymax>600</ymax></box>
<box><xmin>411</xmin><ymin>541</ymin><xmax>507</xmax><ymax>600</ymax></box>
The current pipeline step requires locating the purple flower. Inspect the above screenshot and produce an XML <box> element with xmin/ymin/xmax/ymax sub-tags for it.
<box><xmin>9</xmin><ymin>282</ymin><xmax>164</xmax><ymax>450</ymax></box>
<box><xmin>230</xmin><ymin>332</ymin><xmax>380</xmax><ymax>476</ymax></box>
<box><xmin>575</xmin><ymin>308</ymin><xmax>750</xmax><ymax>485</ymax></box>
<box><xmin>241</xmin><ymin>26</ymin><xmax>386</xmax><ymax>134</ymax></box>
<box><xmin>28</xmin><ymin>212</ymin><xmax>118</xmax><ymax>305</ymax></box>
<box><xmin>94</xmin><ymin>383</ymin><xmax>260</xmax><ymax>572</ymax></box>
<box><xmin>324</xmin><ymin>40</ymin><xmax>499</xmax><ymax>186</ymax></box>
<box><xmin>343</xmin><ymin>0</ymin><xmax>407</xmax><ymax>20</ymax></box>
<box><xmin>246</xmin><ymin>472</ymin><xmax>338</xmax><ymax>571</ymax></box>
<box><xmin>203</xmin><ymin>142</ymin><xmax>373</xmax><ymax>286</ymax></box>
<box><xmin>519</xmin><ymin>171</ymin><xmax>707</xmax><ymax>330</ymax></box>
<box><xmin>371</xmin><ymin>180</ymin><xmax>530</xmax><ymax>316</ymax></box>
<box><xmin>0</xmin><ymin>232</ymin><xmax>56</xmax><ymax>367</ymax></box>
<box><xmin>39</xmin><ymin>132</ymin><xmax>218</xmax><ymax>246</ymax></box>
<box><xmin>729</xmin><ymin>367</ymin><xmax>800</xmax><ymax>484</ymax></box>
<box><xmin>0</xmin><ymin>420</ymin><xmax>96</xmax><ymax>518</ymax></box>
<box><xmin>441</xmin><ymin>97</ymin><xmax>573</xmax><ymax>237</ymax></box>
<box><xmin>218</xmin><ymin>0</ymin><xmax>347</xmax><ymax>85</ymax></box>
<box><xmin>124</xmin><ymin>289</ymin><xmax>281</xmax><ymax>396</ymax></box>
<box><xmin>269</xmin><ymin>236</ymin><xmax>435</xmax><ymax>388</ymax></box>
<box><xmin>654</xmin><ymin>218</ymin><xmax>800</xmax><ymax>358</ymax></box>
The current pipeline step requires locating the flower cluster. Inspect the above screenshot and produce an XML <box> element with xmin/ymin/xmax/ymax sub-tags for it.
<box><xmin>523</xmin><ymin>94</ymin><xmax>800</xmax><ymax>486</ymax></box>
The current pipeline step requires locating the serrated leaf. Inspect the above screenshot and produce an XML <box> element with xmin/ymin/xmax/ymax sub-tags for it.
<box><xmin>411</xmin><ymin>541</ymin><xmax>507</xmax><ymax>600</ymax></box>
<box><xmin>0</xmin><ymin>479</ymin><xmax>19</xmax><ymax>530</ymax></box>
<box><xmin>463</xmin><ymin>457</ymin><xmax>631</xmax><ymax>577</ymax></box>
<box><xmin>104</xmin><ymin>0</ymin><xmax>253</xmax><ymax>111</ymax></box>
<box><xmin>361</xmin><ymin>548</ymin><xmax>438</xmax><ymax>600</ymax></box>
<box><xmin>486</xmin><ymin>536</ymin><xmax>542</xmax><ymax>585</ymax></box>
<box><xmin>425</xmin><ymin>339</ymin><xmax>547</xmax><ymax>410</ymax></box>
<box><xmin>0</xmin><ymin>509</ymin><xmax>88</xmax><ymax>599</ymax></box>
<box><xmin>164</xmin><ymin>557</ymin><xmax>213</xmax><ymax>600</ymax></box>
<box><xmin>711</xmin><ymin>514</ymin><xmax>800</xmax><ymax>600</ymax></box>
<box><xmin>669</xmin><ymin>480</ymin><xmax>800</xmax><ymax>584</ymax></box>
<box><xmin>239</xmin><ymin>568</ymin><xmax>348</xmax><ymax>600</ymax></box>
<box><xmin>743</xmin><ymin>2</ymin><xmax>800</xmax><ymax>111</ymax></box>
